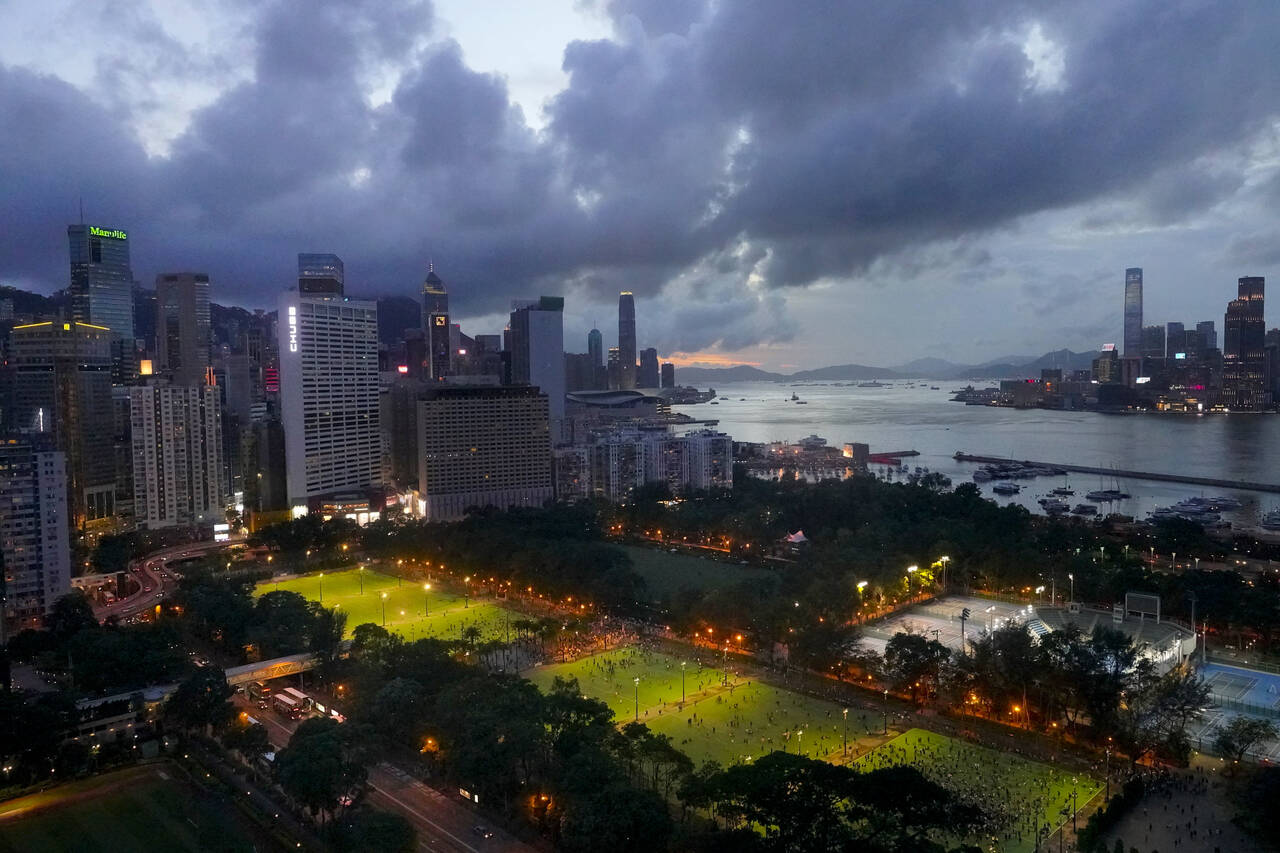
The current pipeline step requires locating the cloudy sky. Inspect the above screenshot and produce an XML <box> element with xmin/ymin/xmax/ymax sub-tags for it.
<box><xmin>2</xmin><ymin>0</ymin><xmax>1278</xmax><ymax>370</ymax></box>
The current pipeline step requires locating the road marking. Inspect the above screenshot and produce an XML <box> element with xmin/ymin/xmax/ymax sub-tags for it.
<box><xmin>369</xmin><ymin>780</ymin><xmax>480</xmax><ymax>853</ymax></box>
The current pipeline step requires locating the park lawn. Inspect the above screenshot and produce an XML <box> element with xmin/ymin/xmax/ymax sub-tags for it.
<box><xmin>645</xmin><ymin>680</ymin><xmax>883</xmax><ymax>769</ymax></box>
<box><xmin>0</xmin><ymin>765</ymin><xmax>270</xmax><ymax>853</ymax></box>
<box><xmin>529</xmin><ymin>647</ymin><xmax>886</xmax><ymax>768</ymax></box>
<box><xmin>622</xmin><ymin>546</ymin><xmax>776</xmax><ymax>599</ymax></box>
<box><xmin>854</xmin><ymin>728</ymin><xmax>1102</xmax><ymax>853</ymax></box>
<box><xmin>255</xmin><ymin>569</ymin><xmax>519</xmax><ymax>644</ymax></box>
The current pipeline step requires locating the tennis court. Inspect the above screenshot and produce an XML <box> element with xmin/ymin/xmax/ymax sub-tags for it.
<box><xmin>863</xmin><ymin>596</ymin><xmax>1031</xmax><ymax>654</ymax></box>
<box><xmin>1200</xmin><ymin>662</ymin><xmax>1280</xmax><ymax>708</ymax></box>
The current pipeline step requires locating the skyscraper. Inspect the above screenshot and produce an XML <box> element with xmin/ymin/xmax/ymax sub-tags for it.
<box><xmin>1123</xmin><ymin>268</ymin><xmax>1143</xmax><ymax>356</ymax></box>
<box><xmin>638</xmin><ymin>347</ymin><xmax>660</xmax><ymax>388</ymax></box>
<box><xmin>0</xmin><ymin>438</ymin><xmax>70</xmax><ymax>629</ymax></box>
<box><xmin>1140</xmin><ymin>325</ymin><xmax>1165</xmax><ymax>360</ymax></box>
<box><xmin>1165</xmin><ymin>322</ymin><xmax>1185</xmax><ymax>358</ymax></box>
<box><xmin>129</xmin><ymin>384</ymin><xmax>225</xmax><ymax>529</ymax></box>
<box><xmin>618</xmin><ymin>292</ymin><xmax>637</xmax><ymax>389</ymax></box>
<box><xmin>69</xmin><ymin>224</ymin><xmax>134</xmax><ymax>344</ymax></box>
<box><xmin>1197</xmin><ymin>320</ymin><xmax>1217</xmax><ymax>351</ymax></box>
<box><xmin>588</xmin><ymin>327</ymin><xmax>603</xmax><ymax>370</ymax></box>
<box><xmin>155</xmin><ymin>272</ymin><xmax>212</xmax><ymax>385</ymax></box>
<box><xmin>416</xmin><ymin>386</ymin><xmax>553</xmax><ymax>521</ymax></box>
<box><xmin>279</xmin><ymin>290</ymin><xmax>381</xmax><ymax>512</ymax></box>
<box><xmin>509</xmin><ymin>297</ymin><xmax>566</xmax><ymax>440</ymax></box>
<box><xmin>1223</xmin><ymin>276</ymin><xmax>1267</xmax><ymax>409</ymax></box>
<box><xmin>660</xmin><ymin>362</ymin><xmax>675</xmax><ymax>388</ymax></box>
<box><xmin>422</xmin><ymin>265</ymin><xmax>450</xmax><ymax>380</ymax></box>
<box><xmin>297</xmin><ymin>253</ymin><xmax>344</xmax><ymax>295</ymax></box>
<box><xmin>9</xmin><ymin>321</ymin><xmax>116</xmax><ymax>531</ymax></box>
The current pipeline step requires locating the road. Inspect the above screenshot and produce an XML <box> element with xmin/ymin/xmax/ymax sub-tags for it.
<box><xmin>96</xmin><ymin>539</ymin><xmax>241</xmax><ymax>622</ymax></box>
<box><xmin>233</xmin><ymin>693</ymin><xmax>536</xmax><ymax>853</ymax></box>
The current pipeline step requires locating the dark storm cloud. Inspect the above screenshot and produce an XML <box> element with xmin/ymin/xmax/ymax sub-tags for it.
<box><xmin>2</xmin><ymin>0</ymin><xmax>1278</xmax><ymax>353</ymax></box>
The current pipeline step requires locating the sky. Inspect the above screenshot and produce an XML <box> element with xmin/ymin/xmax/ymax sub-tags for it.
<box><xmin>2</xmin><ymin>0</ymin><xmax>1278</xmax><ymax>371</ymax></box>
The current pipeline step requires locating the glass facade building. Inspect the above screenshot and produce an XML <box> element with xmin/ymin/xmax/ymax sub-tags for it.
<box><xmin>68</xmin><ymin>224</ymin><xmax>134</xmax><ymax>343</ymax></box>
<box><xmin>1123</xmin><ymin>268</ymin><xmax>1143</xmax><ymax>357</ymax></box>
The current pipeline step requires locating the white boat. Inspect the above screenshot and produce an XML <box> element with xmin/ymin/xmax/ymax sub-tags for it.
<box><xmin>992</xmin><ymin>482</ymin><xmax>1021</xmax><ymax>495</ymax></box>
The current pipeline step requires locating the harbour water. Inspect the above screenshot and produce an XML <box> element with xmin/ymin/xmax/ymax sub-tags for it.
<box><xmin>672</xmin><ymin>381</ymin><xmax>1280</xmax><ymax>528</ymax></box>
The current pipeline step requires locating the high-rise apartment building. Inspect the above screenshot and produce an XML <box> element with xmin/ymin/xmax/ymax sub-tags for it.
<box><xmin>638</xmin><ymin>347</ymin><xmax>659</xmax><ymax>388</ymax></box>
<box><xmin>155</xmin><ymin>272</ymin><xmax>211</xmax><ymax>385</ymax></box>
<box><xmin>68</xmin><ymin>224</ymin><xmax>134</xmax><ymax>344</ymax></box>
<box><xmin>559</xmin><ymin>427</ymin><xmax>733</xmax><ymax>502</ymax></box>
<box><xmin>279</xmin><ymin>291</ymin><xmax>381</xmax><ymax>513</ymax></box>
<box><xmin>1123</xmin><ymin>268</ymin><xmax>1143</xmax><ymax>356</ymax></box>
<box><xmin>0</xmin><ymin>438</ymin><xmax>70</xmax><ymax>630</ymax></box>
<box><xmin>297</xmin><ymin>253</ymin><xmax>344</xmax><ymax>296</ymax></box>
<box><xmin>509</xmin><ymin>297</ymin><xmax>566</xmax><ymax>439</ymax></box>
<box><xmin>1223</xmin><ymin>276</ymin><xmax>1267</xmax><ymax>409</ymax></box>
<box><xmin>129</xmin><ymin>384</ymin><xmax>224</xmax><ymax>529</ymax></box>
<box><xmin>618</xmin><ymin>292</ymin><xmax>637</xmax><ymax>389</ymax></box>
<box><xmin>422</xmin><ymin>265</ymin><xmax>450</xmax><ymax>381</ymax></box>
<box><xmin>416</xmin><ymin>386</ymin><xmax>553</xmax><ymax>521</ymax></box>
<box><xmin>660</xmin><ymin>362</ymin><xmax>675</xmax><ymax>388</ymax></box>
<box><xmin>9</xmin><ymin>321</ymin><xmax>117</xmax><ymax>531</ymax></box>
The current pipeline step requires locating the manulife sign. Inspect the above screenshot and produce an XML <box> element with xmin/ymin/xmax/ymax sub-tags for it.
<box><xmin>88</xmin><ymin>226</ymin><xmax>127</xmax><ymax>240</ymax></box>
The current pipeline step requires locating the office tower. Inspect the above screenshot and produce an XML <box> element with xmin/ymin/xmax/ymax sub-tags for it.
<box><xmin>381</xmin><ymin>373</ymin><xmax>424</xmax><ymax>488</ymax></box>
<box><xmin>1223</xmin><ymin>276</ymin><xmax>1267</xmax><ymax>409</ymax></box>
<box><xmin>416</xmin><ymin>386</ymin><xmax>553</xmax><ymax>521</ymax></box>
<box><xmin>279</xmin><ymin>291</ymin><xmax>381</xmax><ymax>513</ymax></box>
<box><xmin>638</xmin><ymin>347</ymin><xmax>659</xmax><ymax>388</ymax></box>
<box><xmin>155</xmin><ymin>272</ymin><xmax>211</xmax><ymax>385</ymax></box>
<box><xmin>564</xmin><ymin>353</ymin><xmax>597</xmax><ymax>392</ymax></box>
<box><xmin>421</xmin><ymin>265</ymin><xmax>450</xmax><ymax>380</ymax></box>
<box><xmin>1092</xmin><ymin>344</ymin><xmax>1120</xmax><ymax>384</ymax></box>
<box><xmin>245</xmin><ymin>417</ymin><xmax>287</xmax><ymax>514</ymax></box>
<box><xmin>588</xmin><ymin>327</ymin><xmax>603</xmax><ymax>370</ymax></box>
<box><xmin>607</xmin><ymin>347</ymin><xmax>621</xmax><ymax>389</ymax></box>
<box><xmin>509</xmin><ymin>297</ymin><xmax>566</xmax><ymax>439</ymax></box>
<box><xmin>297</xmin><ymin>253</ymin><xmax>344</xmax><ymax>296</ymax></box>
<box><xmin>9</xmin><ymin>321</ymin><xmax>116</xmax><ymax>531</ymax></box>
<box><xmin>1140</xmin><ymin>325</ymin><xmax>1165</xmax><ymax>360</ymax></box>
<box><xmin>1165</xmin><ymin>322</ymin><xmax>1185</xmax><ymax>358</ymax></box>
<box><xmin>1197</xmin><ymin>320</ymin><xmax>1217</xmax><ymax>351</ymax></box>
<box><xmin>1123</xmin><ymin>268</ymin><xmax>1143</xmax><ymax>356</ymax></box>
<box><xmin>618</xmin><ymin>292</ymin><xmax>637</xmax><ymax>389</ymax></box>
<box><xmin>129</xmin><ymin>384</ymin><xmax>225</xmax><ymax>529</ymax></box>
<box><xmin>0</xmin><ymin>438</ymin><xmax>70</xmax><ymax>629</ymax></box>
<box><xmin>68</xmin><ymin>224</ymin><xmax>134</xmax><ymax>344</ymax></box>
<box><xmin>660</xmin><ymin>362</ymin><xmax>675</xmax><ymax>388</ymax></box>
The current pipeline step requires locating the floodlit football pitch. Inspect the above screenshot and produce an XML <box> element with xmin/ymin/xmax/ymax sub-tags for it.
<box><xmin>855</xmin><ymin>728</ymin><xmax>1102</xmax><ymax>853</ymax></box>
<box><xmin>533</xmin><ymin>648</ymin><xmax>1100</xmax><ymax>853</ymax></box>
<box><xmin>529</xmin><ymin>647</ymin><xmax>889</xmax><ymax>767</ymax></box>
<box><xmin>256</xmin><ymin>569</ymin><xmax>519</xmax><ymax>644</ymax></box>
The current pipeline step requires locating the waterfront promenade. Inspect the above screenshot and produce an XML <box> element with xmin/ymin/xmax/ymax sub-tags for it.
<box><xmin>954</xmin><ymin>453</ymin><xmax>1280</xmax><ymax>494</ymax></box>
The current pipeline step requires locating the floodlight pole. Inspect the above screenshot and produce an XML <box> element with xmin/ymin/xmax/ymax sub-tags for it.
<box><xmin>634</xmin><ymin>677</ymin><xmax>640</xmax><ymax>721</ymax></box>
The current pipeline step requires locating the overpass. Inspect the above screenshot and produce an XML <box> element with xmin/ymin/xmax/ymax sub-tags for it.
<box><xmin>224</xmin><ymin>653</ymin><xmax>320</xmax><ymax>686</ymax></box>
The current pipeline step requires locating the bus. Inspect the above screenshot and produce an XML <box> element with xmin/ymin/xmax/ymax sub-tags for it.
<box><xmin>247</xmin><ymin>681</ymin><xmax>272</xmax><ymax>703</ymax></box>
<box><xmin>272</xmin><ymin>693</ymin><xmax>301</xmax><ymax>719</ymax></box>
<box><xmin>281</xmin><ymin>687</ymin><xmax>311</xmax><ymax>712</ymax></box>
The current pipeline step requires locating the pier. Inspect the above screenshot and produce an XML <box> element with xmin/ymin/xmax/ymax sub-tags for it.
<box><xmin>954</xmin><ymin>453</ymin><xmax>1280</xmax><ymax>494</ymax></box>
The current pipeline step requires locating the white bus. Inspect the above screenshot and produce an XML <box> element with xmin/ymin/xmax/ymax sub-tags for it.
<box><xmin>282</xmin><ymin>687</ymin><xmax>311</xmax><ymax>712</ymax></box>
<box><xmin>272</xmin><ymin>693</ymin><xmax>301</xmax><ymax>719</ymax></box>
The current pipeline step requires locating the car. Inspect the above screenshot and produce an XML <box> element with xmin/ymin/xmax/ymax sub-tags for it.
<box><xmin>143</xmin><ymin>586</ymin><xmax>153</xmax><ymax>592</ymax></box>
<box><xmin>155</xmin><ymin>593</ymin><xmax>163</xmax><ymax>599</ymax></box>
<box><xmin>472</xmin><ymin>826</ymin><xmax>494</xmax><ymax>840</ymax></box>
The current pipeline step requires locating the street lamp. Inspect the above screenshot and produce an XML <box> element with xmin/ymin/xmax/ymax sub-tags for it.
<box><xmin>1068</xmin><ymin>573</ymin><xmax>1074</xmax><ymax>603</ymax></box>
<box><xmin>318</xmin><ymin>573</ymin><xmax>324</xmax><ymax>604</ymax></box>
<box><xmin>856</xmin><ymin>580</ymin><xmax>868</xmax><ymax>621</ymax></box>
<box><xmin>423</xmin><ymin>583</ymin><xmax>431</xmax><ymax>616</ymax></box>
<box><xmin>381</xmin><ymin>592</ymin><xmax>388</xmax><ymax>626</ymax></box>
<box><xmin>681</xmin><ymin>661</ymin><xmax>687</xmax><ymax>704</ymax></box>
<box><xmin>359</xmin><ymin>565</ymin><xmax>364</xmax><ymax>595</ymax></box>
<box><xmin>937</xmin><ymin>556</ymin><xmax>950</xmax><ymax>592</ymax></box>
<box><xmin>464</xmin><ymin>576</ymin><xmax>471</xmax><ymax>608</ymax></box>
<box><xmin>883</xmin><ymin>689</ymin><xmax>889</xmax><ymax>734</ymax></box>
<box><xmin>842</xmin><ymin>708</ymin><xmax>848</xmax><ymax>756</ymax></box>
<box><xmin>906</xmin><ymin>565</ymin><xmax>918</xmax><ymax>600</ymax></box>
<box><xmin>634</xmin><ymin>676</ymin><xmax>640</xmax><ymax>721</ymax></box>
<box><xmin>722</xmin><ymin>645</ymin><xmax>729</xmax><ymax>686</ymax></box>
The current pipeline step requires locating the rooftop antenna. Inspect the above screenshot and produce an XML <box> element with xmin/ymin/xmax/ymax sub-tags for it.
<box><xmin>78</xmin><ymin>195</ymin><xmax>84</xmax><ymax>224</ymax></box>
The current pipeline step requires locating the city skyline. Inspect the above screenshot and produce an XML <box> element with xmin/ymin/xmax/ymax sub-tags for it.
<box><xmin>2</xmin><ymin>2</ymin><xmax>1279</xmax><ymax>369</ymax></box>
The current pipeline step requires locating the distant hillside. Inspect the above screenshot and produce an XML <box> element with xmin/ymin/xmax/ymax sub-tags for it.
<box><xmin>676</xmin><ymin>365</ymin><xmax>788</xmax><ymax>385</ymax></box>
<box><xmin>788</xmin><ymin>363</ymin><xmax>902</xmax><ymax>381</ymax></box>
<box><xmin>0</xmin><ymin>285</ymin><xmax>61</xmax><ymax>317</ymax></box>
<box><xmin>889</xmin><ymin>357</ymin><xmax>967</xmax><ymax>376</ymax></box>
<box><xmin>955</xmin><ymin>349</ymin><xmax>1098</xmax><ymax>379</ymax></box>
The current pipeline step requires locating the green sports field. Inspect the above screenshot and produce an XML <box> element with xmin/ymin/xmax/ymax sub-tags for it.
<box><xmin>256</xmin><ymin>569</ymin><xmax>519</xmax><ymax>644</ymax></box>
<box><xmin>623</xmin><ymin>546</ymin><xmax>776</xmax><ymax>599</ymax></box>
<box><xmin>855</xmin><ymin>728</ymin><xmax>1102</xmax><ymax>853</ymax></box>
<box><xmin>528</xmin><ymin>647</ymin><xmax>885</xmax><ymax>767</ymax></box>
<box><xmin>0</xmin><ymin>765</ymin><xmax>272</xmax><ymax>853</ymax></box>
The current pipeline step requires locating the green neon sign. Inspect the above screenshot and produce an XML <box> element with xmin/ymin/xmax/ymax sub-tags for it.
<box><xmin>88</xmin><ymin>226</ymin><xmax>127</xmax><ymax>240</ymax></box>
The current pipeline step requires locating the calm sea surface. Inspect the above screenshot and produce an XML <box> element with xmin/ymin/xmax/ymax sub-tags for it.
<box><xmin>672</xmin><ymin>381</ymin><xmax>1280</xmax><ymax>525</ymax></box>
